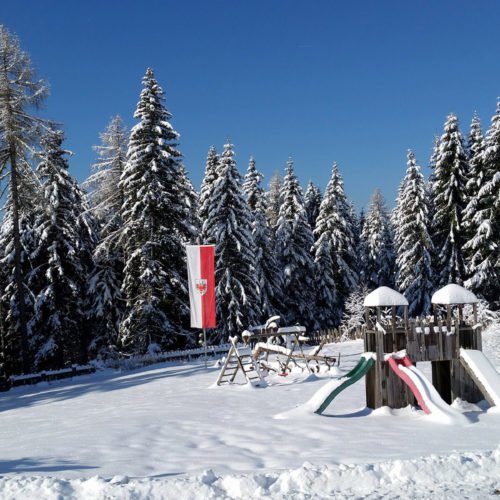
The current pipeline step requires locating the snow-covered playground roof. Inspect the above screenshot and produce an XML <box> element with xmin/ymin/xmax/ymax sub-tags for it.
<box><xmin>363</xmin><ymin>287</ymin><xmax>409</xmax><ymax>307</ymax></box>
<box><xmin>431</xmin><ymin>284</ymin><xmax>479</xmax><ymax>305</ymax></box>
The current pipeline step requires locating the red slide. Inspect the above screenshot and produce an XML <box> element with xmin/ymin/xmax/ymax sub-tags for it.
<box><xmin>387</xmin><ymin>356</ymin><xmax>431</xmax><ymax>415</ymax></box>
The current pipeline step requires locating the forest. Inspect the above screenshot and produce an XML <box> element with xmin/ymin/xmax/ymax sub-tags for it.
<box><xmin>0</xmin><ymin>24</ymin><xmax>499</xmax><ymax>377</ymax></box>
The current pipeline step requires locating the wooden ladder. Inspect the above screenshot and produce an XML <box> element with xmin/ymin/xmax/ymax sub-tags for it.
<box><xmin>216</xmin><ymin>337</ymin><xmax>264</xmax><ymax>386</ymax></box>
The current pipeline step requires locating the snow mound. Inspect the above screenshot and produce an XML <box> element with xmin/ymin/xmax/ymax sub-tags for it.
<box><xmin>431</xmin><ymin>284</ymin><xmax>478</xmax><ymax>305</ymax></box>
<box><xmin>363</xmin><ymin>287</ymin><xmax>408</xmax><ymax>307</ymax></box>
<box><xmin>2</xmin><ymin>448</ymin><xmax>500</xmax><ymax>499</ymax></box>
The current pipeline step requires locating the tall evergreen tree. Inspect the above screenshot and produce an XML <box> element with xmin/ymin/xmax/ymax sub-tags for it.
<box><xmin>204</xmin><ymin>143</ymin><xmax>259</xmax><ymax>340</ymax></box>
<box><xmin>0</xmin><ymin>174</ymin><xmax>38</xmax><ymax>374</ymax></box>
<box><xmin>432</xmin><ymin>113</ymin><xmax>469</xmax><ymax>286</ymax></box>
<box><xmin>313</xmin><ymin>162</ymin><xmax>358</xmax><ymax>316</ymax></box>
<box><xmin>464</xmin><ymin>102</ymin><xmax>500</xmax><ymax>303</ymax></box>
<box><xmin>393</xmin><ymin>151</ymin><xmax>434</xmax><ymax>316</ymax></box>
<box><xmin>276</xmin><ymin>158</ymin><xmax>316</xmax><ymax>328</ymax></box>
<box><xmin>199</xmin><ymin>146</ymin><xmax>219</xmax><ymax>244</ymax></box>
<box><xmin>265</xmin><ymin>170</ymin><xmax>283</xmax><ymax>238</ymax></box>
<box><xmin>243</xmin><ymin>157</ymin><xmax>283</xmax><ymax>321</ymax></box>
<box><xmin>85</xmin><ymin>116</ymin><xmax>128</xmax><ymax>357</ymax></box>
<box><xmin>0</xmin><ymin>25</ymin><xmax>49</xmax><ymax>372</ymax></box>
<box><xmin>119</xmin><ymin>68</ymin><xmax>191</xmax><ymax>353</ymax></box>
<box><xmin>304</xmin><ymin>181</ymin><xmax>322</xmax><ymax>232</ymax></box>
<box><xmin>29</xmin><ymin>129</ymin><xmax>92</xmax><ymax>369</ymax></box>
<box><xmin>360</xmin><ymin>189</ymin><xmax>395</xmax><ymax>289</ymax></box>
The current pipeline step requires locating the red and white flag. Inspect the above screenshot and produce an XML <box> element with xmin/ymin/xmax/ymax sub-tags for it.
<box><xmin>186</xmin><ymin>245</ymin><xmax>216</xmax><ymax>329</ymax></box>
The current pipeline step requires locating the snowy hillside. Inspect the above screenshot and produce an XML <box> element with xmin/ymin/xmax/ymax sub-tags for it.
<box><xmin>0</xmin><ymin>330</ymin><xmax>499</xmax><ymax>499</ymax></box>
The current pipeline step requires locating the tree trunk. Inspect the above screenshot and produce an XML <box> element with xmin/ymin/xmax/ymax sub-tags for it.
<box><xmin>9</xmin><ymin>144</ymin><xmax>29</xmax><ymax>373</ymax></box>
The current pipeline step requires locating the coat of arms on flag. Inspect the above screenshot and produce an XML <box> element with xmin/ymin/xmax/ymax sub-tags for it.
<box><xmin>196</xmin><ymin>279</ymin><xmax>208</xmax><ymax>296</ymax></box>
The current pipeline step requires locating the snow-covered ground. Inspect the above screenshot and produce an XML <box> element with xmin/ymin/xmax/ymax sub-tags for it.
<box><xmin>0</xmin><ymin>325</ymin><xmax>499</xmax><ymax>499</ymax></box>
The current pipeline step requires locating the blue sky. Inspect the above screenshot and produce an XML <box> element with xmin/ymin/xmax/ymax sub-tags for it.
<box><xmin>3</xmin><ymin>0</ymin><xmax>500</xmax><ymax>209</ymax></box>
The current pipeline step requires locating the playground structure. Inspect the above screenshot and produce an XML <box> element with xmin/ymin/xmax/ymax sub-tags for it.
<box><xmin>216</xmin><ymin>320</ymin><xmax>337</xmax><ymax>385</ymax></box>
<box><xmin>313</xmin><ymin>283</ymin><xmax>500</xmax><ymax>416</ymax></box>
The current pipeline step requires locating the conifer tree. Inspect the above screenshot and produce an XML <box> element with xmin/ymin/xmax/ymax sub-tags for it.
<box><xmin>0</xmin><ymin>178</ymin><xmax>38</xmax><ymax>374</ymax></box>
<box><xmin>304</xmin><ymin>181</ymin><xmax>322</xmax><ymax>231</ymax></box>
<box><xmin>265</xmin><ymin>170</ymin><xmax>283</xmax><ymax>237</ymax></box>
<box><xmin>464</xmin><ymin>102</ymin><xmax>500</xmax><ymax>303</ymax></box>
<box><xmin>360</xmin><ymin>189</ymin><xmax>395</xmax><ymax>289</ymax></box>
<box><xmin>119</xmin><ymin>68</ymin><xmax>191</xmax><ymax>353</ymax></box>
<box><xmin>276</xmin><ymin>159</ymin><xmax>316</xmax><ymax>327</ymax></box>
<box><xmin>199</xmin><ymin>146</ymin><xmax>218</xmax><ymax>244</ymax></box>
<box><xmin>243</xmin><ymin>157</ymin><xmax>283</xmax><ymax>320</ymax></box>
<box><xmin>204</xmin><ymin>143</ymin><xmax>259</xmax><ymax>340</ymax></box>
<box><xmin>29</xmin><ymin>129</ymin><xmax>92</xmax><ymax>369</ymax></box>
<box><xmin>0</xmin><ymin>25</ymin><xmax>49</xmax><ymax>372</ymax></box>
<box><xmin>432</xmin><ymin>113</ymin><xmax>469</xmax><ymax>286</ymax></box>
<box><xmin>85</xmin><ymin>116</ymin><xmax>128</xmax><ymax>357</ymax></box>
<box><xmin>393</xmin><ymin>151</ymin><xmax>434</xmax><ymax>316</ymax></box>
<box><xmin>313</xmin><ymin>163</ymin><xmax>358</xmax><ymax>315</ymax></box>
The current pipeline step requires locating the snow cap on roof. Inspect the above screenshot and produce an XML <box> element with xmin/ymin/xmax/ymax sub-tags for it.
<box><xmin>363</xmin><ymin>286</ymin><xmax>409</xmax><ymax>307</ymax></box>
<box><xmin>431</xmin><ymin>284</ymin><xmax>478</xmax><ymax>305</ymax></box>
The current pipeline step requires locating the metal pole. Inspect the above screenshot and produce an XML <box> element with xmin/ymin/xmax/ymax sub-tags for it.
<box><xmin>203</xmin><ymin>328</ymin><xmax>208</xmax><ymax>369</ymax></box>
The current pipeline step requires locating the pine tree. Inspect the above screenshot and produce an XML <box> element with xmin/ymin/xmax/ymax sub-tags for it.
<box><xmin>243</xmin><ymin>157</ymin><xmax>283</xmax><ymax>320</ymax></box>
<box><xmin>119</xmin><ymin>68</ymin><xmax>191</xmax><ymax>353</ymax></box>
<box><xmin>0</xmin><ymin>25</ymin><xmax>49</xmax><ymax>372</ymax></box>
<box><xmin>463</xmin><ymin>114</ymin><xmax>485</xmax><ymax>244</ymax></box>
<box><xmin>464</xmin><ymin>102</ymin><xmax>500</xmax><ymax>304</ymax></box>
<box><xmin>276</xmin><ymin>158</ymin><xmax>316</xmax><ymax>328</ymax></box>
<box><xmin>313</xmin><ymin>163</ymin><xmax>358</xmax><ymax>316</ymax></box>
<box><xmin>304</xmin><ymin>181</ymin><xmax>322</xmax><ymax>231</ymax></box>
<box><xmin>199</xmin><ymin>146</ymin><xmax>219</xmax><ymax>244</ymax></box>
<box><xmin>85</xmin><ymin>116</ymin><xmax>128</xmax><ymax>358</ymax></box>
<box><xmin>204</xmin><ymin>143</ymin><xmax>259</xmax><ymax>340</ymax></box>
<box><xmin>432</xmin><ymin>113</ymin><xmax>469</xmax><ymax>286</ymax></box>
<box><xmin>393</xmin><ymin>151</ymin><xmax>435</xmax><ymax>316</ymax></box>
<box><xmin>265</xmin><ymin>170</ymin><xmax>283</xmax><ymax>237</ymax></box>
<box><xmin>313</xmin><ymin>232</ymin><xmax>338</xmax><ymax>328</ymax></box>
<box><xmin>0</xmin><ymin>177</ymin><xmax>38</xmax><ymax>374</ymax></box>
<box><xmin>29</xmin><ymin>129</ymin><xmax>92</xmax><ymax>370</ymax></box>
<box><xmin>360</xmin><ymin>189</ymin><xmax>395</xmax><ymax>289</ymax></box>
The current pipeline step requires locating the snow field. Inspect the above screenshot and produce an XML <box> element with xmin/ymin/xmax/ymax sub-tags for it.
<box><xmin>0</xmin><ymin>335</ymin><xmax>499</xmax><ymax>498</ymax></box>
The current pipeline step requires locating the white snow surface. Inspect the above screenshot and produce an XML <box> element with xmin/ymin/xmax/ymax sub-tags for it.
<box><xmin>461</xmin><ymin>348</ymin><xmax>500</xmax><ymax>406</ymax></box>
<box><xmin>431</xmin><ymin>283</ymin><xmax>479</xmax><ymax>305</ymax></box>
<box><xmin>0</xmin><ymin>335</ymin><xmax>499</xmax><ymax>498</ymax></box>
<box><xmin>363</xmin><ymin>286</ymin><xmax>409</xmax><ymax>307</ymax></box>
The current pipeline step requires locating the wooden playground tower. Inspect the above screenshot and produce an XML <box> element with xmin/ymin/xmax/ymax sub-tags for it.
<box><xmin>363</xmin><ymin>284</ymin><xmax>483</xmax><ymax>410</ymax></box>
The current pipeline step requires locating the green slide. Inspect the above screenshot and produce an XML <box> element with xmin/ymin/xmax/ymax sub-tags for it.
<box><xmin>315</xmin><ymin>356</ymin><xmax>375</xmax><ymax>415</ymax></box>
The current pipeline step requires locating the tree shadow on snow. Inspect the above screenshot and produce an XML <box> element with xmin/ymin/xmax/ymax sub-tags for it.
<box><xmin>0</xmin><ymin>363</ymin><xmax>209</xmax><ymax>412</ymax></box>
<box><xmin>0</xmin><ymin>457</ymin><xmax>98</xmax><ymax>474</ymax></box>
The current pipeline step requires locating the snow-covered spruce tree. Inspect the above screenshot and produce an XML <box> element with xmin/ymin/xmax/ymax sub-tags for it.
<box><xmin>313</xmin><ymin>232</ymin><xmax>338</xmax><ymax>328</ymax></box>
<box><xmin>313</xmin><ymin>163</ymin><xmax>358</xmax><ymax>315</ymax></box>
<box><xmin>265</xmin><ymin>170</ymin><xmax>283</xmax><ymax>238</ymax></box>
<box><xmin>84</xmin><ymin>116</ymin><xmax>128</xmax><ymax>358</ymax></box>
<box><xmin>204</xmin><ymin>143</ymin><xmax>259</xmax><ymax>341</ymax></box>
<box><xmin>0</xmin><ymin>25</ymin><xmax>48</xmax><ymax>372</ymax></box>
<box><xmin>431</xmin><ymin>113</ymin><xmax>469</xmax><ymax>286</ymax></box>
<box><xmin>393</xmin><ymin>151</ymin><xmax>435</xmax><ymax>316</ymax></box>
<box><xmin>462</xmin><ymin>114</ymin><xmax>485</xmax><ymax>245</ymax></box>
<box><xmin>304</xmin><ymin>181</ymin><xmax>322</xmax><ymax>233</ymax></box>
<box><xmin>0</xmin><ymin>170</ymin><xmax>39</xmax><ymax>374</ymax></box>
<box><xmin>119</xmin><ymin>68</ymin><xmax>193</xmax><ymax>353</ymax></box>
<box><xmin>360</xmin><ymin>189</ymin><xmax>395</xmax><ymax>289</ymax></box>
<box><xmin>28</xmin><ymin>129</ymin><xmax>92</xmax><ymax>370</ymax></box>
<box><xmin>199</xmin><ymin>146</ymin><xmax>219</xmax><ymax>244</ymax></box>
<box><xmin>243</xmin><ymin>157</ymin><xmax>283</xmax><ymax>321</ymax></box>
<box><xmin>276</xmin><ymin>158</ymin><xmax>316</xmax><ymax>328</ymax></box>
<box><xmin>464</xmin><ymin>102</ymin><xmax>500</xmax><ymax>304</ymax></box>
